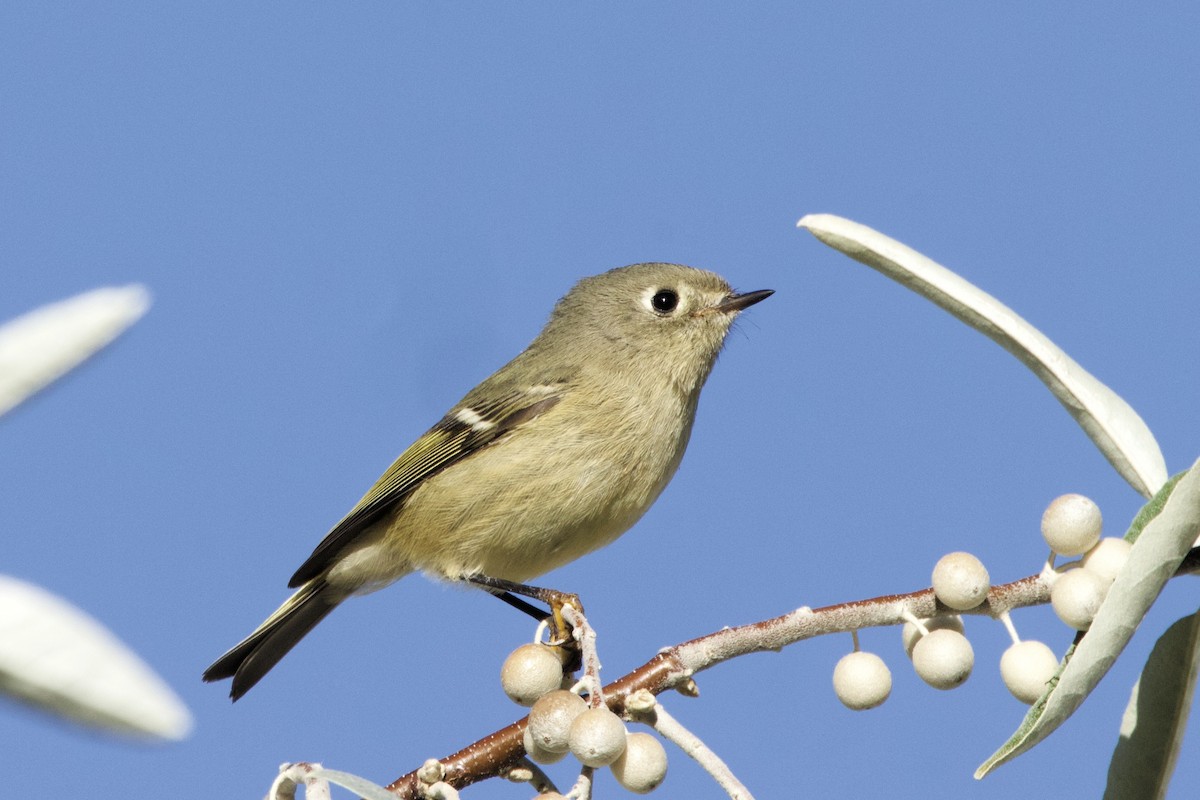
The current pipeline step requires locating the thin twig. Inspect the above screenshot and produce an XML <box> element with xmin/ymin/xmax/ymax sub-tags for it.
<box><xmin>649</xmin><ymin>702</ymin><xmax>754</xmax><ymax>800</ymax></box>
<box><xmin>384</xmin><ymin>548</ymin><xmax>1200</xmax><ymax>797</ymax></box>
<box><xmin>501</xmin><ymin>758</ymin><xmax>559</xmax><ymax>795</ymax></box>
<box><xmin>565</xmin><ymin>766</ymin><xmax>593</xmax><ymax>800</ymax></box>
<box><xmin>562</xmin><ymin>605</ymin><xmax>603</xmax><ymax>706</ymax></box>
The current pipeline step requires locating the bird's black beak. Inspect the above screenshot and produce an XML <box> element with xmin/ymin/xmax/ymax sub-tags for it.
<box><xmin>718</xmin><ymin>288</ymin><xmax>774</xmax><ymax>313</ymax></box>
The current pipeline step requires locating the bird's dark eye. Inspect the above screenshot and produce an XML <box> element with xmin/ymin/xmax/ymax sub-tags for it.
<box><xmin>651</xmin><ymin>289</ymin><xmax>679</xmax><ymax>314</ymax></box>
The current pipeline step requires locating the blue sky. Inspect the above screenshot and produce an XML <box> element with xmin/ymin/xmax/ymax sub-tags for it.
<box><xmin>2</xmin><ymin>4</ymin><xmax>1198</xmax><ymax>798</ymax></box>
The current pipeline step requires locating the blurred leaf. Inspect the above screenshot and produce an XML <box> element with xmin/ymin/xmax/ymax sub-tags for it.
<box><xmin>0</xmin><ymin>285</ymin><xmax>150</xmax><ymax>417</ymax></box>
<box><xmin>977</xmin><ymin>461</ymin><xmax>1200</xmax><ymax>776</ymax></box>
<box><xmin>797</xmin><ymin>214</ymin><xmax>1167</xmax><ymax>499</ymax></box>
<box><xmin>0</xmin><ymin>575</ymin><xmax>191</xmax><ymax>741</ymax></box>
<box><xmin>1104</xmin><ymin>610</ymin><xmax>1200</xmax><ymax>800</ymax></box>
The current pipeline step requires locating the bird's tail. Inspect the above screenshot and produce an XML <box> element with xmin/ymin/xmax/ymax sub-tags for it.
<box><xmin>203</xmin><ymin>579</ymin><xmax>342</xmax><ymax>701</ymax></box>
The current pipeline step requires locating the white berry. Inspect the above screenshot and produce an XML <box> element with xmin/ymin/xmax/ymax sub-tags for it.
<box><xmin>1081</xmin><ymin>537</ymin><xmax>1132</xmax><ymax>583</ymax></box>
<box><xmin>1000</xmin><ymin>640</ymin><xmax>1059</xmax><ymax>704</ymax></box>
<box><xmin>1050</xmin><ymin>568</ymin><xmax>1108</xmax><ymax>630</ymax></box>
<box><xmin>911</xmin><ymin>629</ymin><xmax>974</xmax><ymax>690</ymax></box>
<box><xmin>523</xmin><ymin>725</ymin><xmax>567</xmax><ymax>764</ymax></box>
<box><xmin>1042</xmin><ymin>493</ymin><xmax>1103</xmax><ymax>556</ymax></box>
<box><xmin>501</xmin><ymin>643</ymin><xmax>564</xmax><ymax>706</ymax></box>
<box><xmin>901</xmin><ymin>615</ymin><xmax>964</xmax><ymax>658</ymax></box>
<box><xmin>932</xmin><ymin>552</ymin><xmax>991</xmax><ymax>610</ymax></box>
<box><xmin>527</xmin><ymin>690</ymin><xmax>586</xmax><ymax>754</ymax></box>
<box><xmin>832</xmin><ymin>651</ymin><xmax>892</xmax><ymax>710</ymax></box>
<box><xmin>610</xmin><ymin>732</ymin><xmax>668</xmax><ymax>794</ymax></box>
<box><xmin>568</xmin><ymin>706</ymin><xmax>627</xmax><ymax>767</ymax></box>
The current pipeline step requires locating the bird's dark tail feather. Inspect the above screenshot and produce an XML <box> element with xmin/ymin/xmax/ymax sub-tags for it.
<box><xmin>203</xmin><ymin>579</ymin><xmax>340</xmax><ymax>701</ymax></box>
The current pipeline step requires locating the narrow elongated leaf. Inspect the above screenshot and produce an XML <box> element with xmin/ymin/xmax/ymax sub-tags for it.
<box><xmin>796</xmin><ymin>214</ymin><xmax>1167</xmax><ymax>498</ymax></box>
<box><xmin>0</xmin><ymin>575</ymin><xmax>191</xmax><ymax>740</ymax></box>
<box><xmin>0</xmin><ymin>285</ymin><xmax>150</xmax><ymax>417</ymax></box>
<box><xmin>272</xmin><ymin>763</ymin><xmax>400</xmax><ymax>800</ymax></box>
<box><xmin>1103</xmin><ymin>610</ymin><xmax>1200</xmax><ymax>800</ymax></box>
<box><xmin>977</xmin><ymin>461</ymin><xmax>1200</xmax><ymax>776</ymax></box>
<box><xmin>306</xmin><ymin>768</ymin><xmax>398</xmax><ymax>800</ymax></box>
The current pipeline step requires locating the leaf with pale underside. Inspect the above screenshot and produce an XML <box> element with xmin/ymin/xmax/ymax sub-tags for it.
<box><xmin>1103</xmin><ymin>609</ymin><xmax>1200</xmax><ymax>800</ymax></box>
<box><xmin>0</xmin><ymin>285</ymin><xmax>150</xmax><ymax>417</ymax></box>
<box><xmin>796</xmin><ymin>214</ymin><xmax>1167</xmax><ymax>499</ymax></box>
<box><xmin>270</xmin><ymin>763</ymin><xmax>402</xmax><ymax>800</ymax></box>
<box><xmin>0</xmin><ymin>575</ymin><xmax>192</xmax><ymax>741</ymax></box>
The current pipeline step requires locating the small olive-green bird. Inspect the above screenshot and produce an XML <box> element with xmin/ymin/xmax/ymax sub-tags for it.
<box><xmin>203</xmin><ymin>263</ymin><xmax>771</xmax><ymax>699</ymax></box>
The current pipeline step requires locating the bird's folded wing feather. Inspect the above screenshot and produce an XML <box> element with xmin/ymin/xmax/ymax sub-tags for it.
<box><xmin>287</xmin><ymin>381</ymin><xmax>565</xmax><ymax>587</ymax></box>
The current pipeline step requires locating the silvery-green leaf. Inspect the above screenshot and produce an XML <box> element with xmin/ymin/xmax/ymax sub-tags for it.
<box><xmin>976</xmin><ymin>461</ymin><xmax>1200</xmax><ymax>777</ymax></box>
<box><xmin>1125</xmin><ymin>471</ymin><xmax>1186</xmax><ymax>545</ymax></box>
<box><xmin>0</xmin><ymin>575</ymin><xmax>191</xmax><ymax>741</ymax></box>
<box><xmin>1103</xmin><ymin>610</ymin><xmax>1200</xmax><ymax>800</ymax></box>
<box><xmin>796</xmin><ymin>214</ymin><xmax>1167</xmax><ymax>499</ymax></box>
<box><xmin>273</xmin><ymin>763</ymin><xmax>401</xmax><ymax>800</ymax></box>
<box><xmin>0</xmin><ymin>285</ymin><xmax>150</xmax><ymax>417</ymax></box>
<box><xmin>311</xmin><ymin>768</ymin><xmax>399</xmax><ymax>800</ymax></box>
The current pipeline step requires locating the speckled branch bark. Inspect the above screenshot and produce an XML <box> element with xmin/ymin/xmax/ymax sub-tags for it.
<box><xmin>385</xmin><ymin>548</ymin><xmax>1200</xmax><ymax>797</ymax></box>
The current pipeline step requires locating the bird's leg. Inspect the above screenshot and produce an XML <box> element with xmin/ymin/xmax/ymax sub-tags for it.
<box><xmin>486</xmin><ymin>589</ymin><xmax>548</xmax><ymax>622</ymax></box>
<box><xmin>466</xmin><ymin>575</ymin><xmax>584</xmax><ymax>646</ymax></box>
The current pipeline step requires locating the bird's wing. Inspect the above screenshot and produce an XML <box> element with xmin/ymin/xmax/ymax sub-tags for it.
<box><xmin>287</xmin><ymin>380</ymin><xmax>565</xmax><ymax>587</ymax></box>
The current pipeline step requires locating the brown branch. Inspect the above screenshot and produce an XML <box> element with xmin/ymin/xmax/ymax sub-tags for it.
<box><xmin>385</xmin><ymin>547</ymin><xmax>1200</xmax><ymax>798</ymax></box>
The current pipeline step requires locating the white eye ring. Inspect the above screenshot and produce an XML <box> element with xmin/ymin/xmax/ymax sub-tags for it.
<box><xmin>642</xmin><ymin>287</ymin><xmax>681</xmax><ymax>315</ymax></box>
